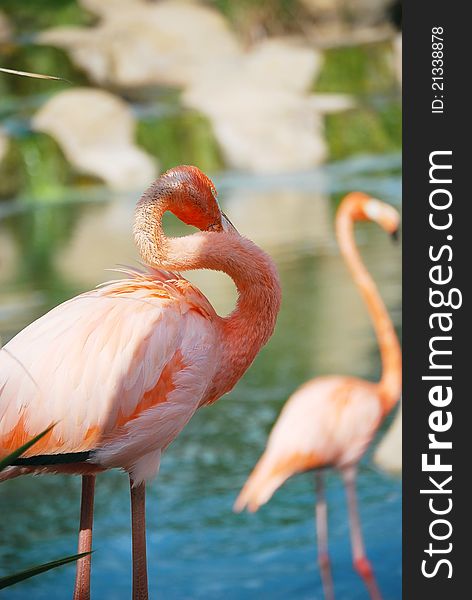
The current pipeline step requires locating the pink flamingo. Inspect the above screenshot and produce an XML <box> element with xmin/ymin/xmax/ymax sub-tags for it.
<box><xmin>235</xmin><ymin>193</ymin><xmax>401</xmax><ymax>600</ymax></box>
<box><xmin>0</xmin><ymin>166</ymin><xmax>281</xmax><ymax>600</ymax></box>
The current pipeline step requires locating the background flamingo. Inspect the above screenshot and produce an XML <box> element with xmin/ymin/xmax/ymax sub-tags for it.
<box><xmin>0</xmin><ymin>165</ymin><xmax>281</xmax><ymax>600</ymax></box>
<box><xmin>235</xmin><ymin>193</ymin><xmax>401</xmax><ymax>600</ymax></box>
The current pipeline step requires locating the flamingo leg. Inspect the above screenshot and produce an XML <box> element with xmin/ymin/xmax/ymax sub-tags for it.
<box><xmin>315</xmin><ymin>472</ymin><xmax>335</xmax><ymax>600</ymax></box>
<box><xmin>73</xmin><ymin>474</ymin><xmax>96</xmax><ymax>600</ymax></box>
<box><xmin>130</xmin><ymin>477</ymin><xmax>149</xmax><ymax>600</ymax></box>
<box><xmin>342</xmin><ymin>467</ymin><xmax>382</xmax><ymax>600</ymax></box>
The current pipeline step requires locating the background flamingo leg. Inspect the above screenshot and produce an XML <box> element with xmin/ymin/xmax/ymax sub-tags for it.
<box><xmin>315</xmin><ymin>472</ymin><xmax>335</xmax><ymax>600</ymax></box>
<box><xmin>73</xmin><ymin>474</ymin><xmax>96</xmax><ymax>600</ymax></box>
<box><xmin>130</xmin><ymin>478</ymin><xmax>149</xmax><ymax>600</ymax></box>
<box><xmin>342</xmin><ymin>467</ymin><xmax>382</xmax><ymax>600</ymax></box>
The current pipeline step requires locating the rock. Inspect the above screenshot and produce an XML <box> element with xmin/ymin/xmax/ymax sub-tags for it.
<box><xmin>38</xmin><ymin>3</ymin><xmax>354</xmax><ymax>173</ymax></box>
<box><xmin>185</xmin><ymin>85</ymin><xmax>327</xmax><ymax>173</ymax></box>
<box><xmin>0</xmin><ymin>10</ymin><xmax>12</xmax><ymax>43</ymax></box>
<box><xmin>80</xmin><ymin>0</ymin><xmax>146</xmax><ymax>18</ymax></box>
<box><xmin>300</xmin><ymin>0</ymin><xmax>394</xmax><ymax>26</ymax></box>
<box><xmin>0</xmin><ymin>129</ymin><xmax>8</xmax><ymax>164</ymax></box>
<box><xmin>374</xmin><ymin>404</ymin><xmax>402</xmax><ymax>474</ymax></box>
<box><xmin>242</xmin><ymin>37</ymin><xmax>322</xmax><ymax>93</ymax></box>
<box><xmin>38</xmin><ymin>0</ymin><xmax>242</xmax><ymax>88</ymax></box>
<box><xmin>32</xmin><ymin>88</ymin><xmax>157</xmax><ymax>190</ymax></box>
<box><xmin>345</xmin><ymin>0</ymin><xmax>396</xmax><ymax>25</ymax></box>
<box><xmin>184</xmin><ymin>38</ymin><xmax>352</xmax><ymax>173</ymax></box>
<box><xmin>297</xmin><ymin>0</ymin><xmax>396</xmax><ymax>48</ymax></box>
<box><xmin>308</xmin><ymin>93</ymin><xmax>355</xmax><ymax>113</ymax></box>
<box><xmin>299</xmin><ymin>0</ymin><xmax>345</xmax><ymax>23</ymax></box>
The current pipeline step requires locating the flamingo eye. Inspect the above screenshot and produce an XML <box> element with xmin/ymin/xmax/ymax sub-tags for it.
<box><xmin>210</xmin><ymin>186</ymin><xmax>217</xmax><ymax>200</ymax></box>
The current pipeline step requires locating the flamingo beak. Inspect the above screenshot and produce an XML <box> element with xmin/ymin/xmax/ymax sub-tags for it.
<box><xmin>221</xmin><ymin>212</ymin><xmax>239</xmax><ymax>234</ymax></box>
<box><xmin>391</xmin><ymin>227</ymin><xmax>400</xmax><ymax>243</ymax></box>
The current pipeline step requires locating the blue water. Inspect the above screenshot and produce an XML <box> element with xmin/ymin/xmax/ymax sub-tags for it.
<box><xmin>0</xmin><ymin>154</ymin><xmax>401</xmax><ymax>599</ymax></box>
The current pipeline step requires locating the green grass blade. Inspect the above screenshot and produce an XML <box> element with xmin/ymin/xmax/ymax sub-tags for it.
<box><xmin>0</xmin><ymin>424</ymin><xmax>56</xmax><ymax>472</ymax></box>
<box><xmin>0</xmin><ymin>552</ymin><xmax>91</xmax><ymax>589</ymax></box>
<box><xmin>0</xmin><ymin>67</ymin><xmax>68</xmax><ymax>82</ymax></box>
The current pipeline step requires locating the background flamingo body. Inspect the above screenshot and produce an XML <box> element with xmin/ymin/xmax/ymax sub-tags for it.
<box><xmin>236</xmin><ymin>376</ymin><xmax>383</xmax><ymax>511</ymax></box>
<box><xmin>235</xmin><ymin>193</ymin><xmax>401</xmax><ymax>600</ymax></box>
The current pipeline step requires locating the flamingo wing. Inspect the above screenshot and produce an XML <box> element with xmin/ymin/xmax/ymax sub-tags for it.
<box><xmin>0</xmin><ymin>269</ymin><xmax>219</xmax><ymax>481</ymax></box>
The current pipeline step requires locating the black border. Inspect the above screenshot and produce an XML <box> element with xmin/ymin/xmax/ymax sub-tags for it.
<box><xmin>403</xmin><ymin>2</ymin><xmax>467</xmax><ymax>596</ymax></box>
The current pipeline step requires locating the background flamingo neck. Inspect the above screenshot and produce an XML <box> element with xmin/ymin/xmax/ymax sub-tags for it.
<box><xmin>336</xmin><ymin>212</ymin><xmax>401</xmax><ymax>414</ymax></box>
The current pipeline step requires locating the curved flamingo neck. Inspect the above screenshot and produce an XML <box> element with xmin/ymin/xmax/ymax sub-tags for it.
<box><xmin>335</xmin><ymin>207</ymin><xmax>401</xmax><ymax>414</ymax></box>
<box><xmin>134</xmin><ymin>190</ymin><xmax>281</xmax><ymax>402</ymax></box>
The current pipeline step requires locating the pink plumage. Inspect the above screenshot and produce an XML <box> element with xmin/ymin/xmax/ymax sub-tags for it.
<box><xmin>0</xmin><ymin>165</ymin><xmax>281</xmax><ymax>600</ymax></box>
<box><xmin>235</xmin><ymin>193</ymin><xmax>401</xmax><ymax>600</ymax></box>
<box><xmin>1</xmin><ymin>266</ymin><xmax>220</xmax><ymax>483</ymax></box>
<box><xmin>235</xmin><ymin>376</ymin><xmax>383</xmax><ymax>512</ymax></box>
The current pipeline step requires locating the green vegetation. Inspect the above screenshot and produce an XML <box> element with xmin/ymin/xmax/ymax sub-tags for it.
<box><xmin>0</xmin><ymin>0</ymin><xmax>94</xmax><ymax>34</ymax></box>
<box><xmin>0</xmin><ymin>426</ymin><xmax>90</xmax><ymax>590</ymax></box>
<box><xmin>0</xmin><ymin>553</ymin><xmax>90</xmax><ymax>590</ymax></box>
<box><xmin>0</xmin><ymin>425</ymin><xmax>55</xmax><ymax>471</ymax></box>
<box><xmin>316</xmin><ymin>42</ymin><xmax>397</xmax><ymax>96</ymax></box>
<box><xmin>5</xmin><ymin>197</ymin><xmax>97</xmax><ymax>307</ymax></box>
<box><xmin>0</xmin><ymin>132</ymin><xmax>76</xmax><ymax>200</ymax></box>
<box><xmin>208</xmin><ymin>0</ymin><xmax>310</xmax><ymax>36</ymax></box>
<box><xmin>317</xmin><ymin>41</ymin><xmax>401</xmax><ymax>160</ymax></box>
<box><xmin>0</xmin><ymin>106</ymin><xmax>222</xmax><ymax>201</ymax></box>
<box><xmin>137</xmin><ymin>109</ymin><xmax>224</xmax><ymax>174</ymax></box>
<box><xmin>0</xmin><ymin>138</ymin><xmax>24</xmax><ymax>198</ymax></box>
<box><xmin>0</xmin><ymin>45</ymin><xmax>88</xmax><ymax>99</ymax></box>
<box><xmin>0</xmin><ymin>3</ymin><xmax>400</xmax><ymax>198</ymax></box>
<box><xmin>325</xmin><ymin>101</ymin><xmax>401</xmax><ymax>160</ymax></box>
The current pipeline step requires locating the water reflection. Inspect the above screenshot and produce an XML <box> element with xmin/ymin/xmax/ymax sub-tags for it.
<box><xmin>0</xmin><ymin>155</ymin><xmax>401</xmax><ymax>599</ymax></box>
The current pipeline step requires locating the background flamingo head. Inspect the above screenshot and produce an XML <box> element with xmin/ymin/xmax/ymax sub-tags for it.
<box><xmin>159</xmin><ymin>165</ymin><xmax>228</xmax><ymax>232</ymax></box>
<box><xmin>341</xmin><ymin>192</ymin><xmax>400</xmax><ymax>238</ymax></box>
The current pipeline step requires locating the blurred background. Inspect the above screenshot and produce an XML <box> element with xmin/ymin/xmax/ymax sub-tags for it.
<box><xmin>0</xmin><ymin>1</ymin><xmax>401</xmax><ymax>598</ymax></box>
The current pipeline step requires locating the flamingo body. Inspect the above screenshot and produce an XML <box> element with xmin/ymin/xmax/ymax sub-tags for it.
<box><xmin>235</xmin><ymin>376</ymin><xmax>383</xmax><ymax>512</ymax></box>
<box><xmin>235</xmin><ymin>192</ymin><xmax>401</xmax><ymax>600</ymax></box>
<box><xmin>0</xmin><ymin>267</ymin><xmax>220</xmax><ymax>483</ymax></box>
<box><xmin>0</xmin><ymin>165</ymin><xmax>281</xmax><ymax>600</ymax></box>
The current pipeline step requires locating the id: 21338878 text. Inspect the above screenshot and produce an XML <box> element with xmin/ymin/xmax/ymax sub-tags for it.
<box><xmin>432</xmin><ymin>27</ymin><xmax>444</xmax><ymax>114</ymax></box>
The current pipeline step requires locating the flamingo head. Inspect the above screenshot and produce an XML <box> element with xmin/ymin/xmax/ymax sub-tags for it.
<box><xmin>341</xmin><ymin>192</ymin><xmax>400</xmax><ymax>240</ymax></box>
<box><xmin>159</xmin><ymin>165</ymin><xmax>237</xmax><ymax>234</ymax></box>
